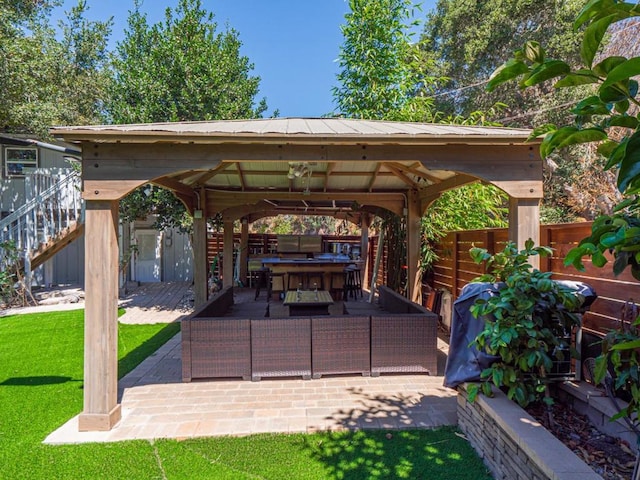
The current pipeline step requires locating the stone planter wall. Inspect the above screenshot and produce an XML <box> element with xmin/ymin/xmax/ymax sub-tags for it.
<box><xmin>457</xmin><ymin>384</ymin><xmax>602</xmax><ymax>480</ymax></box>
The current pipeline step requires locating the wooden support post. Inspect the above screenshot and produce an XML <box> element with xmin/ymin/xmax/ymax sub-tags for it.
<box><xmin>407</xmin><ymin>189</ymin><xmax>421</xmax><ymax>303</ymax></box>
<box><xmin>78</xmin><ymin>200</ymin><xmax>121</xmax><ymax>432</ymax></box>
<box><xmin>223</xmin><ymin>220</ymin><xmax>234</xmax><ymax>288</ymax></box>
<box><xmin>360</xmin><ymin>214</ymin><xmax>370</xmax><ymax>290</ymax></box>
<box><xmin>508</xmin><ymin>197</ymin><xmax>541</xmax><ymax>269</ymax></box>
<box><xmin>239</xmin><ymin>219</ymin><xmax>249</xmax><ymax>286</ymax></box>
<box><xmin>193</xmin><ymin>214</ymin><xmax>208</xmax><ymax>309</ymax></box>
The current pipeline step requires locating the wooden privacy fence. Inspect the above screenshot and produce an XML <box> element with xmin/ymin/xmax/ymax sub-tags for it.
<box><xmin>432</xmin><ymin>223</ymin><xmax>640</xmax><ymax>338</ymax></box>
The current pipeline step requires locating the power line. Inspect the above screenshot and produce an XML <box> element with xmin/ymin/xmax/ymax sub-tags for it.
<box><xmin>494</xmin><ymin>100</ymin><xmax>578</xmax><ymax>123</ymax></box>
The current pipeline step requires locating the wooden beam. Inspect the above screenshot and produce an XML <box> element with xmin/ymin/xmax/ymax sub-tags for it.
<box><xmin>151</xmin><ymin>177</ymin><xmax>196</xmax><ymax>199</ymax></box>
<box><xmin>386</xmin><ymin>161</ymin><xmax>442</xmax><ymax>183</ymax></box>
<box><xmin>206</xmin><ymin>191</ymin><xmax>406</xmax><ymax>216</ymax></box>
<box><xmin>193</xmin><ymin>215</ymin><xmax>208</xmax><ymax>308</ymax></box>
<box><xmin>324</xmin><ymin>162</ymin><xmax>336</xmax><ymax>192</ymax></box>
<box><xmin>407</xmin><ymin>189</ymin><xmax>421</xmax><ymax>303</ymax></box>
<box><xmin>222</xmin><ymin>221</ymin><xmax>234</xmax><ymax>288</ymax></box>
<box><xmin>368</xmin><ymin>164</ymin><xmax>382</xmax><ymax>192</ymax></box>
<box><xmin>188</xmin><ymin>163</ymin><xmax>233</xmax><ymax>186</ymax></box>
<box><xmin>508</xmin><ymin>197</ymin><xmax>541</xmax><ymax>269</ymax></box>
<box><xmin>78</xmin><ymin>200</ymin><xmax>121</xmax><ymax>431</ymax></box>
<box><xmin>385</xmin><ymin>163</ymin><xmax>420</xmax><ymax>189</ymax></box>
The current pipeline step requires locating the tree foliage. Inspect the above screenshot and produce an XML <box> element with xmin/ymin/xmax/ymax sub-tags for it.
<box><xmin>0</xmin><ymin>0</ymin><xmax>112</xmax><ymax>136</ymax></box>
<box><xmin>107</xmin><ymin>0</ymin><xmax>266</xmax><ymax>124</ymax></box>
<box><xmin>109</xmin><ymin>0</ymin><xmax>268</xmax><ymax>232</ymax></box>
<box><xmin>333</xmin><ymin>0</ymin><xmax>435</xmax><ymax>120</ymax></box>
<box><xmin>422</xmin><ymin>0</ymin><xmax>584</xmax><ymax>125</ymax></box>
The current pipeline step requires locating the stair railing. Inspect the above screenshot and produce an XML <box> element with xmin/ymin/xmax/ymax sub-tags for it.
<box><xmin>0</xmin><ymin>168</ymin><xmax>83</xmax><ymax>276</ymax></box>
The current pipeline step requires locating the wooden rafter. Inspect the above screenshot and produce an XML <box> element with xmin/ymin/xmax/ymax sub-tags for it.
<box><xmin>189</xmin><ymin>163</ymin><xmax>233</xmax><ymax>186</ymax></box>
<box><xmin>368</xmin><ymin>164</ymin><xmax>381</xmax><ymax>192</ymax></box>
<box><xmin>324</xmin><ymin>162</ymin><xmax>336</xmax><ymax>192</ymax></box>
<box><xmin>236</xmin><ymin>163</ymin><xmax>247</xmax><ymax>190</ymax></box>
<box><xmin>385</xmin><ymin>163</ymin><xmax>419</xmax><ymax>188</ymax></box>
<box><xmin>386</xmin><ymin>162</ymin><xmax>442</xmax><ymax>184</ymax></box>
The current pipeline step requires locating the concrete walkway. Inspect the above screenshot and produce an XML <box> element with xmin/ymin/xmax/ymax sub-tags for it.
<box><xmin>39</xmin><ymin>283</ymin><xmax>457</xmax><ymax>444</ymax></box>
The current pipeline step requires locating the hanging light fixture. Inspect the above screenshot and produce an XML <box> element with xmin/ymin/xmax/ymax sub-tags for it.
<box><xmin>287</xmin><ymin>162</ymin><xmax>311</xmax><ymax>179</ymax></box>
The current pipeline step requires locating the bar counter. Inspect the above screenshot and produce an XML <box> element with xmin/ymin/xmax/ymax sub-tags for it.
<box><xmin>261</xmin><ymin>257</ymin><xmax>362</xmax><ymax>293</ymax></box>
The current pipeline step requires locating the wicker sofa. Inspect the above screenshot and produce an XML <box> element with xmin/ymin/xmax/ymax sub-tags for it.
<box><xmin>371</xmin><ymin>286</ymin><xmax>439</xmax><ymax>375</ymax></box>
<box><xmin>181</xmin><ymin>285</ymin><xmax>438</xmax><ymax>381</ymax></box>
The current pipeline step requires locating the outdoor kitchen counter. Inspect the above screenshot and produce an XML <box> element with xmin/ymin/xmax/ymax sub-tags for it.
<box><xmin>261</xmin><ymin>258</ymin><xmax>363</xmax><ymax>293</ymax></box>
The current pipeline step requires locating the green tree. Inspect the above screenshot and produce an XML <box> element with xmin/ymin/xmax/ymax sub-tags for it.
<box><xmin>109</xmin><ymin>0</ymin><xmax>268</xmax><ymax>232</ymax></box>
<box><xmin>421</xmin><ymin>0</ymin><xmax>604</xmax><ymax>223</ymax></box>
<box><xmin>107</xmin><ymin>0</ymin><xmax>266</xmax><ymax>124</ymax></box>
<box><xmin>422</xmin><ymin>0</ymin><xmax>584</xmax><ymax>125</ymax></box>
<box><xmin>0</xmin><ymin>0</ymin><xmax>112</xmax><ymax>136</ymax></box>
<box><xmin>333</xmin><ymin>0</ymin><xmax>509</xmax><ymax>275</ymax></box>
<box><xmin>333</xmin><ymin>0</ymin><xmax>433</xmax><ymax>120</ymax></box>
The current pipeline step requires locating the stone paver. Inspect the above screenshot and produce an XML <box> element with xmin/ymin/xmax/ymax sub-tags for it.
<box><xmin>42</xmin><ymin>282</ymin><xmax>457</xmax><ymax>444</ymax></box>
<box><xmin>45</xmin><ymin>332</ymin><xmax>456</xmax><ymax>444</ymax></box>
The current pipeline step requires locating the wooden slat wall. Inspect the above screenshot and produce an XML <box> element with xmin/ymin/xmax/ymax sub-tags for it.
<box><xmin>432</xmin><ymin>222</ymin><xmax>640</xmax><ymax>337</ymax></box>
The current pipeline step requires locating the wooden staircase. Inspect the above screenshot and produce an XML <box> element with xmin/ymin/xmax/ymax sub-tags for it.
<box><xmin>0</xmin><ymin>168</ymin><xmax>83</xmax><ymax>280</ymax></box>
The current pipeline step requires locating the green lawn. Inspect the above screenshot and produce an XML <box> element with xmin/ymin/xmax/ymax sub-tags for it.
<box><xmin>0</xmin><ymin>309</ymin><xmax>492</xmax><ymax>479</ymax></box>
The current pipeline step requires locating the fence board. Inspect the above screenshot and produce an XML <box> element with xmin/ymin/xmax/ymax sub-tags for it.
<box><xmin>431</xmin><ymin>222</ymin><xmax>640</xmax><ymax>337</ymax></box>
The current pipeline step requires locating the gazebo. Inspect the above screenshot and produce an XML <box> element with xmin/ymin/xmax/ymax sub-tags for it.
<box><xmin>51</xmin><ymin>117</ymin><xmax>542</xmax><ymax>431</ymax></box>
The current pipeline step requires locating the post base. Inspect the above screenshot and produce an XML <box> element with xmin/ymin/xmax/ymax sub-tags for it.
<box><xmin>78</xmin><ymin>404</ymin><xmax>122</xmax><ymax>431</ymax></box>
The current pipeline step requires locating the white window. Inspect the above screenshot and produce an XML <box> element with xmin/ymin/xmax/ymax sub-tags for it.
<box><xmin>4</xmin><ymin>147</ymin><xmax>38</xmax><ymax>177</ymax></box>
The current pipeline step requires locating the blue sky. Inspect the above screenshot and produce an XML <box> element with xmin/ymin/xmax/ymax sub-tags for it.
<box><xmin>51</xmin><ymin>1</ymin><xmax>436</xmax><ymax>118</ymax></box>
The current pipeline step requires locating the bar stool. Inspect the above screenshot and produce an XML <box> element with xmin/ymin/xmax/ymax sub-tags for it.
<box><xmin>255</xmin><ymin>268</ymin><xmax>286</xmax><ymax>301</ymax></box>
<box><xmin>254</xmin><ymin>267</ymin><xmax>271</xmax><ymax>300</ymax></box>
<box><xmin>343</xmin><ymin>265</ymin><xmax>362</xmax><ymax>300</ymax></box>
<box><xmin>269</xmin><ymin>272</ymin><xmax>286</xmax><ymax>299</ymax></box>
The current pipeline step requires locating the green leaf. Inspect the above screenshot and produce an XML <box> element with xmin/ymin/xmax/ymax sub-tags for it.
<box><xmin>571</xmin><ymin>96</ymin><xmax>611</xmax><ymax>116</ymax></box>
<box><xmin>540</xmin><ymin>126</ymin><xmax>577</xmax><ymax>158</ymax></box>
<box><xmin>594</xmin><ymin>355</ymin><xmax>609</xmax><ymax>384</ymax></box>
<box><xmin>599</xmin><ymin>83</ymin><xmax>631</xmax><ymax>103</ymax></box>
<box><xmin>557</xmin><ymin>127</ymin><xmax>608</xmax><ymax>150</ymax></box>
<box><xmin>582</xmin><ymin>14</ymin><xmax>625</xmax><ymax>68</ymax></box>
<box><xmin>613</xmin><ymin>250</ymin><xmax>631</xmax><ymax>276</ymax></box>
<box><xmin>604</xmin><ymin>138</ymin><xmax>628</xmax><ymax>170</ymax></box>
<box><xmin>523</xmin><ymin>41</ymin><xmax>545</xmax><ymax>64</ymax></box>
<box><xmin>467</xmin><ymin>383</ymin><xmax>479</xmax><ymax>402</ymax></box>
<box><xmin>611</xmin><ymin>338</ymin><xmax>640</xmax><ymax>350</ymax></box>
<box><xmin>617</xmin><ymin>131</ymin><xmax>640</xmax><ymax>193</ymax></box>
<box><xmin>574</xmin><ymin>0</ymin><xmax>613</xmax><ymax>30</ymax></box>
<box><xmin>597</xmin><ymin>140</ymin><xmax>618</xmax><ymax>158</ymax></box>
<box><xmin>521</xmin><ymin>60</ymin><xmax>570</xmax><ymax>88</ymax></box>
<box><xmin>608</xmin><ymin>115</ymin><xmax>638</xmax><ymax>129</ymax></box>
<box><xmin>600</xmin><ymin>228</ymin><xmax>625</xmax><ymax>248</ymax></box>
<box><xmin>601</xmin><ymin>57</ymin><xmax>640</xmax><ymax>90</ymax></box>
<box><xmin>563</xmin><ymin>247</ymin><xmax>585</xmax><ymax>270</ymax></box>
<box><xmin>593</xmin><ymin>56</ymin><xmax>627</xmax><ymax>77</ymax></box>
<box><xmin>592</xmin><ymin>249</ymin><xmax>608</xmax><ymax>267</ymax></box>
<box><xmin>527</xmin><ymin>124</ymin><xmax>556</xmax><ymax>141</ymax></box>
<box><xmin>487</xmin><ymin>59</ymin><xmax>529</xmax><ymax>92</ymax></box>
<box><xmin>615</xmin><ymin>99</ymin><xmax>630</xmax><ymax>114</ymax></box>
<box><xmin>554</xmin><ymin>69</ymin><xmax>599</xmax><ymax>88</ymax></box>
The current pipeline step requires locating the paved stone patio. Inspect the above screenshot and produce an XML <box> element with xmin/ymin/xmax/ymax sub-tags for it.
<box><xmin>44</xmin><ymin>283</ymin><xmax>457</xmax><ymax>444</ymax></box>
